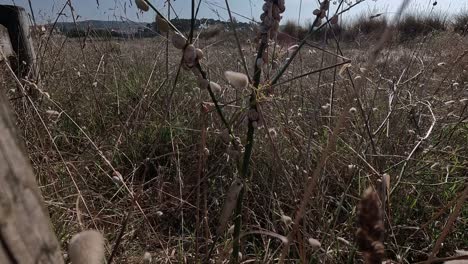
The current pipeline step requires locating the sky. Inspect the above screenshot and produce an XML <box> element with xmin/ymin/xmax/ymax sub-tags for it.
<box><xmin>0</xmin><ymin>0</ymin><xmax>466</xmax><ymax>25</ymax></box>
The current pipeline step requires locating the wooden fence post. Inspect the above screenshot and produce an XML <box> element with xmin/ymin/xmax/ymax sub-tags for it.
<box><xmin>0</xmin><ymin>5</ymin><xmax>38</xmax><ymax>81</ymax></box>
<box><xmin>0</xmin><ymin>89</ymin><xmax>63</xmax><ymax>262</ymax></box>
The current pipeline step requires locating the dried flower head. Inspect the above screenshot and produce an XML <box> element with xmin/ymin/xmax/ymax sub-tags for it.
<box><xmin>68</xmin><ymin>230</ymin><xmax>105</xmax><ymax>264</ymax></box>
<box><xmin>224</xmin><ymin>71</ymin><xmax>249</xmax><ymax>89</ymax></box>
<box><xmin>135</xmin><ymin>0</ymin><xmax>149</xmax><ymax>12</ymax></box>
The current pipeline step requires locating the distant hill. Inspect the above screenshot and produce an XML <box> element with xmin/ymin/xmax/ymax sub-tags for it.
<box><xmin>54</xmin><ymin>18</ymin><xmax>252</xmax><ymax>37</ymax></box>
<box><xmin>55</xmin><ymin>20</ymin><xmax>149</xmax><ymax>34</ymax></box>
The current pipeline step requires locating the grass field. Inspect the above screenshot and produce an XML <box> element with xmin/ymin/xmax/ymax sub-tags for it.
<box><xmin>1</xmin><ymin>1</ymin><xmax>468</xmax><ymax>263</ymax></box>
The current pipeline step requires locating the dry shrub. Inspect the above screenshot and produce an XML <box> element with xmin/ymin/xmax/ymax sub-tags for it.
<box><xmin>281</xmin><ymin>20</ymin><xmax>308</xmax><ymax>40</ymax></box>
<box><xmin>199</xmin><ymin>24</ymin><xmax>225</xmax><ymax>40</ymax></box>
<box><xmin>397</xmin><ymin>13</ymin><xmax>447</xmax><ymax>41</ymax></box>
<box><xmin>343</xmin><ymin>15</ymin><xmax>388</xmax><ymax>41</ymax></box>
<box><xmin>453</xmin><ymin>13</ymin><xmax>468</xmax><ymax>35</ymax></box>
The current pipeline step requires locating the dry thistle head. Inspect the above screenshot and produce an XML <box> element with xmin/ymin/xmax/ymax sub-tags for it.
<box><xmin>68</xmin><ymin>230</ymin><xmax>105</xmax><ymax>264</ymax></box>
<box><xmin>356</xmin><ymin>187</ymin><xmax>385</xmax><ymax>264</ymax></box>
<box><xmin>224</xmin><ymin>71</ymin><xmax>249</xmax><ymax>90</ymax></box>
<box><xmin>135</xmin><ymin>0</ymin><xmax>149</xmax><ymax>12</ymax></box>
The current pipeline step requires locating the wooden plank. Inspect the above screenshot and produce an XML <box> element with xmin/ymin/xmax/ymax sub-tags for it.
<box><xmin>0</xmin><ymin>89</ymin><xmax>63</xmax><ymax>263</ymax></box>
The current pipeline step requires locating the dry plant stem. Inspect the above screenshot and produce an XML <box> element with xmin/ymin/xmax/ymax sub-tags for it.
<box><xmin>416</xmin><ymin>255</ymin><xmax>468</xmax><ymax>264</ymax></box>
<box><xmin>278</xmin><ymin>95</ymin><xmax>352</xmax><ymax>263</ymax></box>
<box><xmin>231</xmin><ymin>20</ymin><xmax>270</xmax><ymax>264</ymax></box>
<box><xmin>391</xmin><ymin>102</ymin><xmax>436</xmax><ymax>194</ymax></box>
<box><xmin>2</xmin><ymin>51</ymin><xmax>174</xmax><ymax>263</ymax></box>
<box><xmin>369</xmin><ymin>0</ymin><xmax>411</xmax><ymax>63</ymax></box>
<box><xmin>426</xmin><ymin>183</ymin><xmax>468</xmax><ymax>263</ymax></box>
<box><xmin>107</xmin><ymin>211</ymin><xmax>132</xmax><ymax>264</ymax></box>
<box><xmin>1</xmin><ymin>53</ymin><xmax>98</xmax><ymax>230</ymax></box>
<box><xmin>165</xmin><ymin>0</ymin><xmax>170</xmax><ymax>78</ymax></box>
<box><xmin>224</xmin><ymin>0</ymin><xmax>251</xmax><ymax>82</ymax></box>
<box><xmin>143</xmin><ymin>0</ymin><xmax>185</xmax><ymax>36</ymax></box>
<box><xmin>270</xmin><ymin>0</ymin><xmax>360</xmax><ymax>87</ymax></box>
<box><xmin>195</xmin><ymin>107</ymin><xmax>208</xmax><ymax>262</ymax></box>
<box><xmin>271</xmin><ymin>60</ymin><xmax>351</xmax><ymax>88</ymax></box>
<box><xmin>189</xmin><ymin>0</ymin><xmax>195</xmax><ymax>42</ymax></box>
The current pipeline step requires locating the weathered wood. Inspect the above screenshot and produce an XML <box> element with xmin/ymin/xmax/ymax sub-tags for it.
<box><xmin>0</xmin><ymin>5</ymin><xmax>38</xmax><ymax>80</ymax></box>
<box><xmin>0</xmin><ymin>25</ymin><xmax>14</xmax><ymax>61</ymax></box>
<box><xmin>0</xmin><ymin>90</ymin><xmax>63</xmax><ymax>263</ymax></box>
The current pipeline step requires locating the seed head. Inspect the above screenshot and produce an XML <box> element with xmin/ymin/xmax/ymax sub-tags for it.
<box><xmin>268</xmin><ymin>128</ymin><xmax>278</xmax><ymax>138</ymax></box>
<box><xmin>331</xmin><ymin>15</ymin><xmax>339</xmax><ymax>24</ymax></box>
<box><xmin>203</xmin><ymin>147</ymin><xmax>210</xmax><ymax>156</ymax></box>
<box><xmin>287</xmin><ymin>44</ymin><xmax>299</xmax><ymax>55</ymax></box>
<box><xmin>183</xmin><ymin>44</ymin><xmax>197</xmax><ymax>68</ymax></box>
<box><xmin>308</xmin><ymin>238</ymin><xmax>322</xmax><ymax>249</ymax></box>
<box><xmin>209</xmin><ymin>81</ymin><xmax>222</xmax><ymax>94</ymax></box>
<box><xmin>135</xmin><ymin>0</ymin><xmax>149</xmax><ymax>12</ymax></box>
<box><xmin>156</xmin><ymin>15</ymin><xmax>170</xmax><ymax>33</ymax></box>
<box><xmin>196</xmin><ymin>48</ymin><xmax>204</xmax><ymax>60</ymax></box>
<box><xmin>68</xmin><ymin>230</ymin><xmax>105</xmax><ymax>264</ymax></box>
<box><xmin>172</xmin><ymin>32</ymin><xmax>187</xmax><ymax>49</ymax></box>
<box><xmin>224</xmin><ymin>71</ymin><xmax>249</xmax><ymax>89</ymax></box>
<box><xmin>46</xmin><ymin>110</ymin><xmax>60</xmax><ymax>119</ymax></box>
<box><xmin>281</xmin><ymin>215</ymin><xmax>293</xmax><ymax>226</ymax></box>
<box><xmin>143</xmin><ymin>252</ymin><xmax>152</xmax><ymax>263</ymax></box>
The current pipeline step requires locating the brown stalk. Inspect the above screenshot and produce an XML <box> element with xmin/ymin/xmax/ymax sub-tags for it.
<box><xmin>425</xmin><ymin>183</ymin><xmax>468</xmax><ymax>263</ymax></box>
<box><xmin>356</xmin><ymin>187</ymin><xmax>385</xmax><ymax>264</ymax></box>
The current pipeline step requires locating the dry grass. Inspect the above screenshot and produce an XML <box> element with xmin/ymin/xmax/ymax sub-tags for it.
<box><xmin>1</xmin><ymin>2</ymin><xmax>468</xmax><ymax>263</ymax></box>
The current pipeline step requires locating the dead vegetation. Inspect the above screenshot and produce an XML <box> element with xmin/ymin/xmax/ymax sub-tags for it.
<box><xmin>0</xmin><ymin>0</ymin><xmax>467</xmax><ymax>263</ymax></box>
